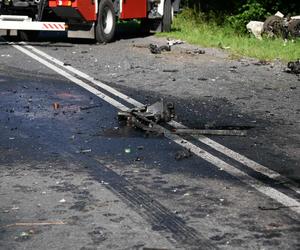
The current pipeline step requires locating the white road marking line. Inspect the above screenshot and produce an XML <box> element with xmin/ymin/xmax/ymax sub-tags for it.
<box><xmin>22</xmin><ymin>43</ymin><xmax>144</xmax><ymax>108</ymax></box>
<box><xmin>23</xmin><ymin>43</ymin><xmax>300</xmax><ymax>194</ymax></box>
<box><xmin>12</xmin><ymin>43</ymin><xmax>300</xmax><ymax>214</ymax></box>
<box><xmin>165</xmin><ymin>132</ymin><xmax>300</xmax><ymax>215</ymax></box>
<box><xmin>12</xmin><ymin>44</ymin><xmax>129</xmax><ymax>112</ymax></box>
<box><xmin>168</xmin><ymin>120</ymin><xmax>300</xmax><ymax>194</ymax></box>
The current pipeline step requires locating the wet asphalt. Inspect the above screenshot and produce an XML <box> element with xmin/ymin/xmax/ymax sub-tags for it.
<box><xmin>0</xmin><ymin>29</ymin><xmax>300</xmax><ymax>250</ymax></box>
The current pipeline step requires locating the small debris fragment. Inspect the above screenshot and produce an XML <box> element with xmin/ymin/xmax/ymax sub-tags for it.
<box><xmin>80</xmin><ymin>105</ymin><xmax>102</xmax><ymax>111</ymax></box>
<box><xmin>167</xmin><ymin>39</ymin><xmax>184</xmax><ymax>46</ymax></box>
<box><xmin>52</xmin><ymin>102</ymin><xmax>60</xmax><ymax>110</ymax></box>
<box><xmin>149</xmin><ymin>44</ymin><xmax>171</xmax><ymax>54</ymax></box>
<box><xmin>258</xmin><ymin>205</ymin><xmax>299</xmax><ymax>210</ymax></box>
<box><xmin>185</xmin><ymin>49</ymin><xmax>205</xmax><ymax>55</ymax></box>
<box><xmin>11</xmin><ymin>205</ymin><xmax>19</xmax><ymax>210</ymax></box>
<box><xmin>125</xmin><ymin>148</ymin><xmax>131</xmax><ymax>154</ymax></box>
<box><xmin>286</xmin><ymin>59</ymin><xmax>300</xmax><ymax>74</ymax></box>
<box><xmin>253</xmin><ymin>60</ymin><xmax>270</xmax><ymax>66</ymax></box>
<box><xmin>163</xmin><ymin>69</ymin><xmax>179</xmax><ymax>73</ymax></box>
<box><xmin>77</xmin><ymin>149</ymin><xmax>92</xmax><ymax>154</ymax></box>
<box><xmin>15</xmin><ymin>229</ymin><xmax>35</xmax><ymax>241</ymax></box>
<box><xmin>175</xmin><ymin>149</ymin><xmax>192</xmax><ymax>161</ymax></box>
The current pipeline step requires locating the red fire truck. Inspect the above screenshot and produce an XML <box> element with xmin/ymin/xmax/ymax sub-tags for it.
<box><xmin>0</xmin><ymin>0</ymin><xmax>180</xmax><ymax>42</ymax></box>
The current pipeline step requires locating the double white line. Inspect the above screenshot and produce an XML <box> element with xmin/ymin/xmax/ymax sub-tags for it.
<box><xmin>10</xmin><ymin>42</ymin><xmax>300</xmax><ymax>214</ymax></box>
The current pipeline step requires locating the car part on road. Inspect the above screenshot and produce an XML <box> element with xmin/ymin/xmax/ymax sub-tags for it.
<box><xmin>118</xmin><ymin>100</ymin><xmax>175</xmax><ymax>134</ymax></box>
<box><xmin>286</xmin><ymin>59</ymin><xmax>300</xmax><ymax>75</ymax></box>
<box><xmin>172</xmin><ymin>128</ymin><xmax>247</xmax><ymax>136</ymax></box>
<box><xmin>185</xmin><ymin>49</ymin><xmax>206</xmax><ymax>55</ymax></box>
<box><xmin>149</xmin><ymin>43</ymin><xmax>171</xmax><ymax>54</ymax></box>
<box><xmin>118</xmin><ymin>100</ymin><xmax>247</xmax><ymax>137</ymax></box>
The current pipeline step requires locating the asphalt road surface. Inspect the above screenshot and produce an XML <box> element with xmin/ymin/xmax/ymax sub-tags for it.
<box><xmin>0</xmin><ymin>31</ymin><xmax>299</xmax><ymax>250</ymax></box>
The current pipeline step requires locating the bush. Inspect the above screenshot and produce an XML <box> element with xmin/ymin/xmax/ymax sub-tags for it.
<box><xmin>227</xmin><ymin>1</ymin><xmax>269</xmax><ymax>33</ymax></box>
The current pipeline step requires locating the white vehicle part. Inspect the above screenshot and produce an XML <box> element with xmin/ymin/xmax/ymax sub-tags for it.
<box><xmin>0</xmin><ymin>15</ymin><xmax>65</xmax><ymax>31</ymax></box>
<box><xmin>157</xmin><ymin>0</ymin><xmax>165</xmax><ymax>16</ymax></box>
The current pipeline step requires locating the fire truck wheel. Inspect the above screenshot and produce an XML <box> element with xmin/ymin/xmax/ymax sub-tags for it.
<box><xmin>161</xmin><ymin>0</ymin><xmax>172</xmax><ymax>32</ymax></box>
<box><xmin>95</xmin><ymin>0</ymin><xmax>116</xmax><ymax>43</ymax></box>
<box><xmin>17</xmin><ymin>31</ymin><xmax>40</xmax><ymax>42</ymax></box>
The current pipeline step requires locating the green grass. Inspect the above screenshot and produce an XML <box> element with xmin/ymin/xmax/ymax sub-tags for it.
<box><xmin>157</xmin><ymin>10</ymin><xmax>300</xmax><ymax>61</ymax></box>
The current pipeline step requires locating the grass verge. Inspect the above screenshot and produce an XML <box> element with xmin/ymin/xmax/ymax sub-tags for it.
<box><xmin>157</xmin><ymin>10</ymin><xmax>300</xmax><ymax>62</ymax></box>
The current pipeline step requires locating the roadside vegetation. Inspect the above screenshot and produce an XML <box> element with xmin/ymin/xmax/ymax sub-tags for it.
<box><xmin>158</xmin><ymin>0</ymin><xmax>300</xmax><ymax>61</ymax></box>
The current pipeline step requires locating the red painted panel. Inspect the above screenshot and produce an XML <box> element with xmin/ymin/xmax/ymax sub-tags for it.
<box><xmin>120</xmin><ymin>0</ymin><xmax>147</xmax><ymax>19</ymax></box>
<box><xmin>48</xmin><ymin>0</ymin><xmax>96</xmax><ymax>22</ymax></box>
<box><xmin>76</xmin><ymin>0</ymin><xmax>96</xmax><ymax>21</ymax></box>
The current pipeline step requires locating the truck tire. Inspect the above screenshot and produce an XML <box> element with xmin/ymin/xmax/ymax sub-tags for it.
<box><xmin>95</xmin><ymin>0</ymin><xmax>116</xmax><ymax>43</ymax></box>
<box><xmin>18</xmin><ymin>31</ymin><xmax>40</xmax><ymax>41</ymax></box>
<box><xmin>161</xmin><ymin>0</ymin><xmax>172</xmax><ymax>32</ymax></box>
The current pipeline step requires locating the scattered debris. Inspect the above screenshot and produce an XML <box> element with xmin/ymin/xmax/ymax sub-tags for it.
<box><xmin>11</xmin><ymin>205</ymin><xmax>19</xmax><ymax>210</ymax></box>
<box><xmin>80</xmin><ymin>105</ymin><xmax>102</xmax><ymax>111</ymax></box>
<box><xmin>52</xmin><ymin>102</ymin><xmax>60</xmax><ymax>110</ymax></box>
<box><xmin>118</xmin><ymin>100</ymin><xmax>175</xmax><ymax>134</ymax></box>
<box><xmin>263</xmin><ymin>12</ymin><xmax>285</xmax><ymax>38</ymax></box>
<box><xmin>125</xmin><ymin>148</ymin><xmax>131</xmax><ymax>154</ymax></box>
<box><xmin>258</xmin><ymin>205</ymin><xmax>299</xmax><ymax>211</ymax></box>
<box><xmin>118</xmin><ymin>100</ymin><xmax>248</xmax><ymax>137</ymax></box>
<box><xmin>163</xmin><ymin>69</ymin><xmax>179</xmax><ymax>73</ymax></box>
<box><xmin>253</xmin><ymin>60</ymin><xmax>270</xmax><ymax>66</ymax></box>
<box><xmin>77</xmin><ymin>149</ymin><xmax>92</xmax><ymax>154</ymax></box>
<box><xmin>15</xmin><ymin>231</ymin><xmax>33</xmax><ymax>241</ymax></box>
<box><xmin>246</xmin><ymin>21</ymin><xmax>264</xmax><ymax>40</ymax></box>
<box><xmin>175</xmin><ymin>149</ymin><xmax>192</xmax><ymax>161</ymax></box>
<box><xmin>167</xmin><ymin>39</ymin><xmax>184</xmax><ymax>46</ymax></box>
<box><xmin>198</xmin><ymin>77</ymin><xmax>208</xmax><ymax>81</ymax></box>
<box><xmin>6</xmin><ymin>221</ymin><xmax>65</xmax><ymax>227</ymax></box>
<box><xmin>218</xmin><ymin>43</ymin><xmax>230</xmax><ymax>50</ymax></box>
<box><xmin>173</xmin><ymin>128</ymin><xmax>247</xmax><ymax>136</ymax></box>
<box><xmin>185</xmin><ymin>49</ymin><xmax>206</xmax><ymax>55</ymax></box>
<box><xmin>261</xmin><ymin>12</ymin><xmax>300</xmax><ymax>40</ymax></box>
<box><xmin>149</xmin><ymin>44</ymin><xmax>171</xmax><ymax>54</ymax></box>
<box><xmin>286</xmin><ymin>59</ymin><xmax>300</xmax><ymax>74</ymax></box>
<box><xmin>288</xmin><ymin>19</ymin><xmax>300</xmax><ymax>38</ymax></box>
<box><xmin>134</xmin><ymin>156</ymin><xmax>142</xmax><ymax>161</ymax></box>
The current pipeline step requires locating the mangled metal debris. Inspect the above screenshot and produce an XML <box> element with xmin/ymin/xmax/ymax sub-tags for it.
<box><xmin>118</xmin><ymin>100</ymin><xmax>247</xmax><ymax>137</ymax></box>
<box><xmin>167</xmin><ymin>39</ymin><xmax>184</xmax><ymax>46</ymax></box>
<box><xmin>247</xmin><ymin>11</ymin><xmax>300</xmax><ymax>40</ymax></box>
<box><xmin>286</xmin><ymin>59</ymin><xmax>300</xmax><ymax>74</ymax></box>
<box><xmin>173</xmin><ymin>128</ymin><xmax>247</xmax><ymax>136</ymax></box>
<box><xmin>118</xmin><ymin>100</ymin><xmax>175</xmax><ymax>134</ymax></box>
<box><xmin>149</xmin><ymin>43</ymin><xmax>171</xmax><ymax>54</ymax></box>
<box><xmin>185</xmin><ymin>49</ymin><xmax>206</xmax><ymax>55</ymax></box>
